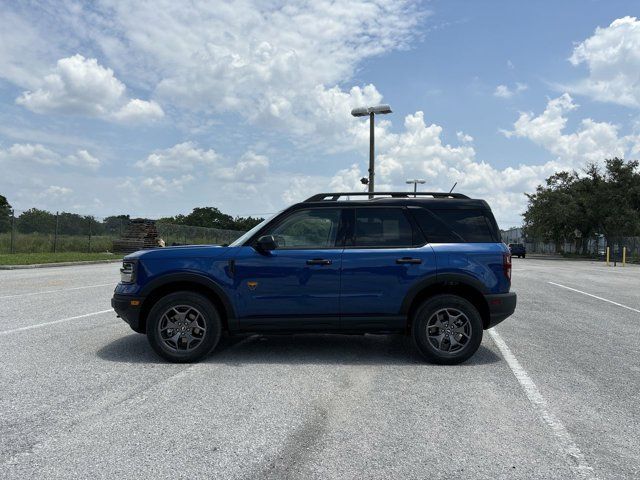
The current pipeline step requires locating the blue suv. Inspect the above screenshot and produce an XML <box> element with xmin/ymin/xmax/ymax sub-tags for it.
<box><xmin>112</xmin><ymin>192</ymin><xmax>516</xmax><ymax>364</ymax></box>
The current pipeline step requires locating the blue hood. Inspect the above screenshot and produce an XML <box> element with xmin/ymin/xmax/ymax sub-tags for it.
<box><xmin>125</xmin><ymin>245</ymin><xmax>231</xmax><ymax>261</ymax></box>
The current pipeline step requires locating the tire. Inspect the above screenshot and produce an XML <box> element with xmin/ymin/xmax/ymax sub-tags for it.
<box><xmin>146</xmin><ymin>291</ymin><xmax>222</xmax><ymax>363</ymax></box>
<box><xmin>522</xmin><ymin>254</ymin><xmax>526</xmax><ymax>258</ymax></box>
<box><xmin>412</xmin><ymin>294</ymin><xmax>483</xmax><ymax>365</ymax></box>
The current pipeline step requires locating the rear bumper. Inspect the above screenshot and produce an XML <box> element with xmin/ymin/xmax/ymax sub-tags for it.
<box><xmin>484</xmin><ymin>292</ymin><xmax>517</xmax><ymax>328</ymax></box>
<box><xmin>111</xmin><ymin>293</ymin><xmax>145</xmax><ymax>333</ymax></box>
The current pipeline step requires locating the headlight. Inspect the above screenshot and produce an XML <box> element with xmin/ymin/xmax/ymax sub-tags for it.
<box><xmin>120</xmin><ymin>261</ymin><xmax>136</xmax><ymax>283</ymax></box>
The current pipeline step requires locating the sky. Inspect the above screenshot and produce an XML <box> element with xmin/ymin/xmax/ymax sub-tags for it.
<box><xmin>1</xmin><ymin>0</ymin><xmax>639</xmax><ymax>228</ymax></box>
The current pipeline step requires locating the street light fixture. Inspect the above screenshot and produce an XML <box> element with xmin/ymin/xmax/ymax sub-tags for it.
<box><xmin>351</xmin><ymin>104</ymin><xmax>392</xmax><ymax>198</ymax></box>
<box><xmin>406</xmin><ymin>179</ymin><xmax>426</xmax><ymax>197</ymax></box>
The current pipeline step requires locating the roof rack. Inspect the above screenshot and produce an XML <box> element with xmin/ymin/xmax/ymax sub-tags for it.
<box><xmin>304</xmin><ymin>192</ymin><xmax>469</xmax><ymax>202</ymax></box>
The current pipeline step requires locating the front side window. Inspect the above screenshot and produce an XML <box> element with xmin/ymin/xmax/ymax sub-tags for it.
<box><xmin>352</xmin><ymin>208</ymin><xmax>414</xmax><ymax>247</ymax></box>
<box><xmin>229</xmin><ymin>211</ymin><xmax>281</xmax><ymax>246</ymax></box>
<box><xmin>267</xmin><ymin>209</ymin><xmax>341</xmax><ymax>248</ymax></box>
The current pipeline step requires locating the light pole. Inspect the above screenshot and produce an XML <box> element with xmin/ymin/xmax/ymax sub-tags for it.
<box><xmin>406</xmin><ymin>179</ymin><xmax>426</xmax><ymax>197</ymax></box>
<box><xmin>351</xmin><ymin>104</ymin><xmax>392</xmax><ymax>198</ymax></box>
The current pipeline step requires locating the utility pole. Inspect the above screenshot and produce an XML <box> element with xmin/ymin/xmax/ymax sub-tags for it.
<box><xmin>406</xmin><ymin>179</ymin><xmax>426</xmax><ymax>197</ymax></box>
<box><xmin>10</xmin><ymin>209</ymin><xmax>15</xmax><ymax>254</ymax></box>
<box><xmin>369</xmin><ymin>111</ymin><xmax>375</xmax><ymax>196</ymax></box>
<box><xmin>53</xmin><ymin>211</ymin><xmax>59</xmax><ymax>253</ymax></box>
<box><xmin>351</xmin><ymin>104</ymin><xmax>392</xmax><ymax>198</ymax></box>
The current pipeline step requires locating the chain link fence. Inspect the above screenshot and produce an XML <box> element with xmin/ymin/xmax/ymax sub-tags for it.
<box><xmin>501</xmin><ymin>227</ymin><xmax>640</xmax><ymax>262</ymax></box>
<box><xmin>0</xmin><ymin>209</ymin><xmax>245</xmax><ymax>254</ymax></box>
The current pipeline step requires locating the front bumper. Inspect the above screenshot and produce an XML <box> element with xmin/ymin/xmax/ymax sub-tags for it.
<box><xmin>484</xmin><ymin>292</ymin><xmax>517</xmax><ymax>328</ymax></box>
<box><xmin>111</xmin><ymin>293</ymin><xmax>145</xmax><ymax>333</ymax></box>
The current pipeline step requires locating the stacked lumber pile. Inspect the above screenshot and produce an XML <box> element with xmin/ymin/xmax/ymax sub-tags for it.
<box><xmin>112</xmin><ymin>219</ymin><xmax>159</xmax><ymax>253</ymax></box>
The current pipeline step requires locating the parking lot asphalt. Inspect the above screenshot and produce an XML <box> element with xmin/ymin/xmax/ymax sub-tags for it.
<box><xmin>0</xmin><ymin>259</ymin><xmax>638</xmax><ymax>479</ymax></box>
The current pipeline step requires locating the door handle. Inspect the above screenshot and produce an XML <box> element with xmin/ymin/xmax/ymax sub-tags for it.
<box><xmin>396</xmin><ymin>257</ymin><xmax>422</xmax><ymax>264</ymax></box>
<box><xmin>306</xmin><ymin>258</ymin><xmax>332</xmax><ymax>265</ymax></box>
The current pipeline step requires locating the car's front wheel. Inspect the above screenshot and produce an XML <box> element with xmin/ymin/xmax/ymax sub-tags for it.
<box><xmin>146</xmin><ymin>291</ymin><xmax>222</xmax><ymax>363</ymax></box>
<box><xmin>412</xmin><ymin>294</ymin><xmax>483</xmax><ymax>365</ymax></box>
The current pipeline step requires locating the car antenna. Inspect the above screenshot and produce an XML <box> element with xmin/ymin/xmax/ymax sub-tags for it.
<box><xmin>448</xmin><ymin>182</ymin><xmax>457</xmax><ymax>194</ymax></box>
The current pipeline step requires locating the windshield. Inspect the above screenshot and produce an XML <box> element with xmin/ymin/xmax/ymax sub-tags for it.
<box><xmin>229</xmin><ymin>211</ymin><xmax>281</xmax><ymax>246</ymax></box>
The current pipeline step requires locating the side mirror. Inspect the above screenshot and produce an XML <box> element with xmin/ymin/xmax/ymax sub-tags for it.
<box><xmin>255</xmin><ymin>235</ymin><xmax>278</xmax><ymax>253</ymax></box>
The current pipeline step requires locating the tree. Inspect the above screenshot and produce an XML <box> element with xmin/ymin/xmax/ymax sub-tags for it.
<box><xmin>17</xmin><ymin>208</ymin><xmax>57</xmax><ymax>234</ymax></box>
<box><xmin>183</xmin><ymin>207</ymin><xmax>234</xmax><ymax>229</ymax></box>
<box><xmin>157</xmin><ymin>207</ymin><xmax>263</xmax><ymax>231</ymax></box>
<box><xmin>0</xmin><ymin>194</ymin><xmax>11</xmax><ymax>233</ymax></box>
<box><xmin>102</xmin><ymin>215</ymin><xmax>130</xmax><ymax>235</ymax></box>
<box><xmin>595</xmin><ymin>158</ymin><xmax>640</xmax><ymax>248</ymax></box>
<box><xmin>523</xmin><ymin>171</ymin><xmax>581</xmax><ymax>251</ymax></box>
<box><xmin>57</xmin><ymin>212</ymin><xmax>87</xmax><ymax>235</ymax></box>
<box><xmin>232</xmin><ymin>215</ymin><xmax>264</xmax><ymax>231</ymax></box>
<box><xmin>523</xmin><ymin>158</ymin><xmax>640</xmax><ymax>253</ymax></box>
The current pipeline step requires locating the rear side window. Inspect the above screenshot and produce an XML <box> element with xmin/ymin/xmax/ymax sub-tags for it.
<box><xmin>410</xmin><ymin>208</ymin><xmax>497</xmax><ymax>243</ymax></box>
<box><xmin>352</xmin><ymin>208</ymin><xmax>414</xmax><ymax>247</ymax></box>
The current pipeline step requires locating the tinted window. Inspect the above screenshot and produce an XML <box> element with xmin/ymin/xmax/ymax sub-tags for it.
<box><xmin>268</xmin><ymin>209</ymin><xmax>340</xmax><ymax>248</ymax></box>
<box><xmin>353</xmin><ymin>208</ymin><xmax>413</xmax><ymax>247</ymax></box>
<box><xmin>410</xmin><ymin>208</ymin><xmax>497</xmax><ymax>243</ymax></box>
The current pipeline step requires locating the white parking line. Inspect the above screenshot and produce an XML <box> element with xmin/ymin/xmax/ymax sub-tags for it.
<box><xmin>489</xmin><ymin>329</ymin><xmax>598</xmax><ymax>479</ymax></box>
<box><xmin>0</xmin><ymin>283</ymin><xmax>114</xmax><ymax>300</ymax></box>
<box><xmin>0</xmin><ymin>309</ymin><xmax>114</xmax><ymax>336</ymax></box>
<box><xmin>548</xmin><ymin>281</ymin><xmax>640</xmax><ymax>314</ymax></box>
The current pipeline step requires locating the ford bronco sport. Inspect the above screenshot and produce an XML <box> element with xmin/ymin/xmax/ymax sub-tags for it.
<box><xmin>112</xmin><ymin>192</ymin><xmax>516</xmax><ymax>364</ymax></box>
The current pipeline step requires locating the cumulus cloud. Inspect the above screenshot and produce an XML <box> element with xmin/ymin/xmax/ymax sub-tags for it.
<box><xmin>136</xmin><ymin>142</ymin><xmax>219</xmax><ymax>171</ymax></box>
<box><xmin>502</xmin><ymin>93</ymin><xmax>627</xmax><ymax>166</ymax></box>
<box><xmin>219</xmin><ymin>151</ymin><xmax>270</xmax><ymax>183</ymax></box>
<box><xmin>329</xmin><ymin>164</ymin><xmax>366</xmax><ymax>192</ymax></box>
<box><xmin>6</xmin><ymin>2</ymin><xmax>638</xmax><ymax>229</ymax></box>
<box><xmin>26</xmin><ymin>1</ymin><xmax>423</xmax><ymax>134</ymax></box>
<box><xmin>64</xmin><ymin>150</ymin><xmax>101</xmax><ymax>170</ymax></box>
<box><xmin>135</xmin><ymin>144</ymin><xmax>270</xmax><ymax>196</ymax></box>
<box><xmin>319</xmin><ymin>97</ymin><xmax>638</xmax><ymax>226</ymax></box>
<box><xmin>43</xmin><ymin>185</ymin><xmax>72</xmax><ymax>197</ymax></box>
<box><xmin>568</xmin><ymin>16</ymin><xmax>640</xmax><ymax>107</ymax></box>
<box><xmin>1</xmin><ymin>2</ymin><xmax>423</xmax><ymax>147</ymax></box>
<box><xmin>112</xmin><ymin>98</ymin><xmax>165</xmax><ymax>123</ymax></box>
<box><xmin>0</xmin><ymin>143</ymin><xmax>101</xmax><ymax>169</ymax></box>
<box><xmin>16</xmin><ymin>54</ymin><xmax>164</xmax><ymax>122</ymax></box>
<box><xmin>314</xmin><ymin>110</ymin><xmax>553</xmax><ymax>225</ymax></box>
<box><xmin>456</xmin><ymin>131</ymin><xmax>474</xmax><ymax>143</ymax></box>
<box><xmin>2</xmin><ymin>143</ymin><xmax>60</xmax><ymax>165</ymax></box>
<box><xmin>494</xmin><ymin>82</ymin><xmax>528</xmax><ymax>99</ymax></box>
<box><xmin>281</xmin><ymin>176</ymin><xmax>327</xmax><ymax>205</ymax></box>
<box><xmin>140</xmin><ymin>174</ymin><xmax>194</xmax><ymax>193</ymax></box>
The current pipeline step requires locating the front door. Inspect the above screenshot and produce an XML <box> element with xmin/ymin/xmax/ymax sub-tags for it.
<box><xmin>339</xmin><ymin>207</ymin><xmax>437</xmax><ymax>330</ymax></box>
<box><xmin>234</xmin><ymin>208</ymin><xmax>343</xmax><ymax>330</ymax></box>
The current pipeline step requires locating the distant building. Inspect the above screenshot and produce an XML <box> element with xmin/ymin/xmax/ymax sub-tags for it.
<box><xmin>501</xmin><ymin>227</ymin><xmax>523</xmax><ymax>244</ymax></box>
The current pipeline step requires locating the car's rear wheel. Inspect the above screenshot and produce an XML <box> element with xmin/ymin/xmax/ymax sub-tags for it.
<box><xmin>412</xmin><ymin>294</ymin><xmax>483</xmax><ymax>365</ymax></box>
<box><xmin>147</xmin><ymin>291</ymin><xmax>221</xmax><ymax>363</ymax></box>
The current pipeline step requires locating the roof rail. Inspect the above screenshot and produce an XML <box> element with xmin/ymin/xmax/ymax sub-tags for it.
<box><xmin>304</xmin><ymin>192</ymin><xmax>469</xmax><ymax>202</ymax></box>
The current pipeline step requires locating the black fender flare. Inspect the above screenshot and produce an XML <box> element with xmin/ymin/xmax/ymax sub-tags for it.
<box><xmin>140</xmin><ymin>272</ymin><xmax>236</xmax><ymax>321</ymax></box>
<box><xmin>400</xmin><ymin>272</ymin><xmax>489</xmax><ymax>315</ymax></box>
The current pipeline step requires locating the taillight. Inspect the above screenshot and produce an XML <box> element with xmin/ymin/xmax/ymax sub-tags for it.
<box><xmin>503</xmin><ymin>253</ymin><xmax>512</xmax><ymax>280</ymax></box>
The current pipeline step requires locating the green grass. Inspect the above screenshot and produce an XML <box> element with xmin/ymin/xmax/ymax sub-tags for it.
<box><xmin>0</xmin><ymin>232</ymin><xmax>116</xmax><ymax>254</ymax></box>
<box><xmin>0</xmin><ymin>252</ymin><xmax>123</xmax><ymax>265</ymax></box>
<box><xmin>0</xmin><ymin>230</ymin><xmax>244</xmax><ymax>254</ymax></box>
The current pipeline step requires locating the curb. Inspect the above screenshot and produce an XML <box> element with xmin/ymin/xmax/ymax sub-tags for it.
<box><xmin>0</xmin><ymin>259</ymin><xmax>123</xmax><ymax>270</ymax></box>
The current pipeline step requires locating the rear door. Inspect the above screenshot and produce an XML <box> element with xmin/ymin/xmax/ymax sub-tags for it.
<box><xmin>339</xmin><ymin>207</ymin><xmax>437</xmax><ymax>330</ymax></box>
